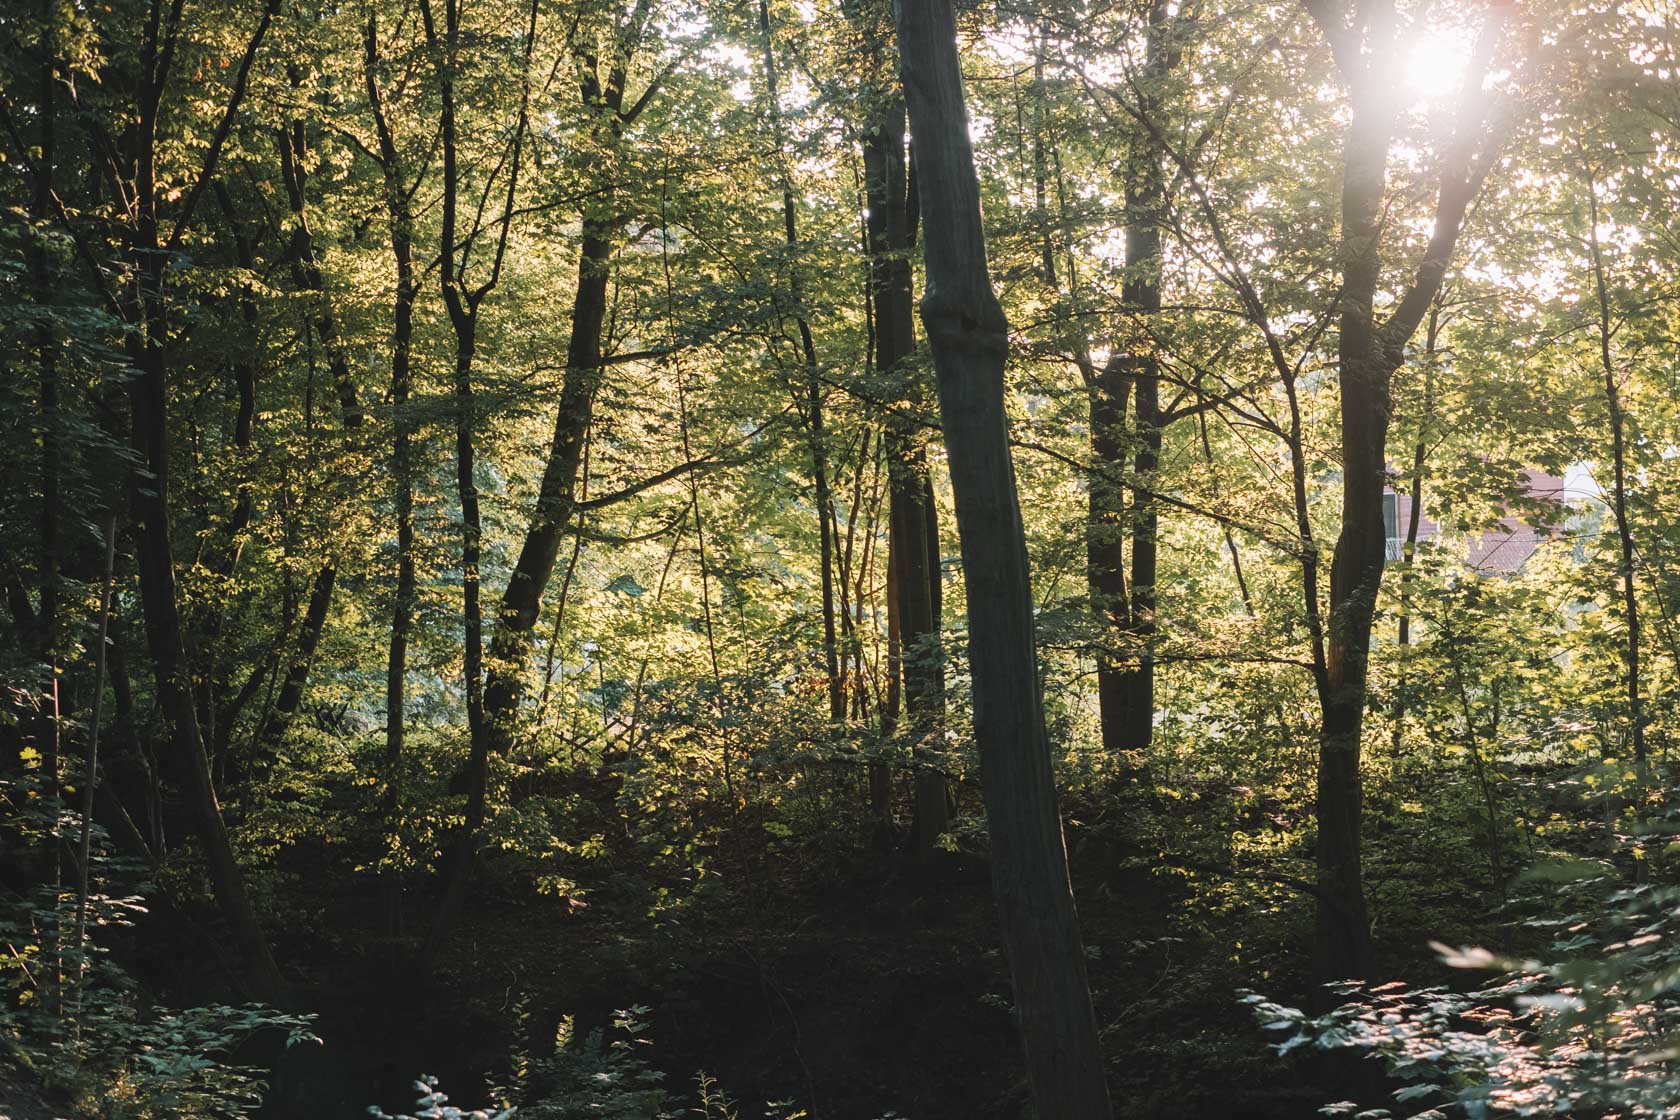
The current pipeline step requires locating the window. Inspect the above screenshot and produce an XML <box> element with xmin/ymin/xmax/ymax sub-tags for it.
<box><xmin>1383</xmin><ymin>492</ymin><xmax>1400</xmax><ymax>562</ymax></box>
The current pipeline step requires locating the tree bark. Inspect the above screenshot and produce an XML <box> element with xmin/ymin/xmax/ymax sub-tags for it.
<box><xmin>479</xmin><ymin>3</ymin><xmax>654</xmax><ymax>762</ymax></box>
<box><xmin>119</xmin><ymin>0</ymin><xmax>283</xmax><ymax>1001</ymax></box>
<box><xmin>420</xmin><ymin>0</ymin><xmax>540</xmax><ymax>960</ymax></box>
<box><xmin>365</xmin><ymin>8</ymin><xmax>420</xmax><ymax>841</ymax></box>
<box><xmin>856</xmin><ymin>40</ymin><xmax>947</xmax><ymax>856</ymax></box>
<box><xmin>1110</xmin><ymin>0</ymin><xmax>1179</xmax><ymax>759</ymax></box>
<box><xmin>1304</xmin><ymin>0</ymin><xmax>1505</xmax><ymax>989</ymax></box>
<box><xmin>895</xmin><ymin>0</ymin><xmax>1111</xmax><ymax>1112</ymax></box>
<box><xmin>1086</xmin><ymin>356</ymin><xmax>1133</xmax><ymax>759</ymax></box>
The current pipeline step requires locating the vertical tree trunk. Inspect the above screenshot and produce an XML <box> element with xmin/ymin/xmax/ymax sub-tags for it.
<box><xmin>1111</xmin><ymin>0</ymin><xmax>1178</xmax><ymax>759</ymax></box>
<box><xmin>758</xmin><ymin>0</ymin><xmax>845</xmax><ymax>725</ymax></box>
<box><xmin>1086</xmin><ymin>356</ymin><xmax>1132</xmax><ymax>758</ymax></box>
<box><xmin>1314</xmin><ymin>80</ymin><xmax>1395</xmax><ymax>989</ymax></box>
<box><xmin>1302</xmin><ymin>0</ymin><xmax>1504</xmax><ymax>989</ymax></box>
<box><xmin>862</xmin><ymin>77</ymin><xmax>947</xmax><ymax>858</ymax></box>
<box><xmin>1390</xmin><ymin>300</ymin><xmax>1441</xmax><ymax>756</ymax></box>
<box><xmin>1023</xmin><ymin>35</ymin><xmax>1137</xmax><ymax>766</ymax></box>
<box><xmin>895</xmin><ymin>0</ymin><xmax>1111</xmax><ymax>1112</ymax></box>
<box><xmin>74</xmin><ymin>515</ymin><xmax>117</xmax><ymax>997</ymax></box>
<box><xmin>420</xmin><ymin>0</ymin><xmax>539</xmax><ymax>959</ymax></box>
<box><xmin>420</xmin><ymin>0</ymin><xmax>484</xmax><ymax>963</ymax></box>
<box><xmin>365</xmin><ymin>8</ymin><xmax>420</xmax><ymax>847</ymax></box>
<box><xmin>119</xmin><ymin>0</ymin><xmax>283</xmax><ymax>1001</ymax></box>
<box><xmin>31</xmin><ymin>0</ymin><xmax>59</xmax><ymax>672</ymax></box>
<box><xmin>1584</xmin><ymin>170</ymin><xmax>1645</xmax><ymax>766</ymax></box>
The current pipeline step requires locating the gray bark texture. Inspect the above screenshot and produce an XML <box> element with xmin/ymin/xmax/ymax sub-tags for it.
<box><xmin>893</xmin><ymin>0</ymin><xmax>1112</xmax><ymax>1113</ymax></box>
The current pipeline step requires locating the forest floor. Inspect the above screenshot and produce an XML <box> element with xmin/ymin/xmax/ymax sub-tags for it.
<box><xmin>239</xmin><ymin>800</ymin><xmax>1357</xmax><ymax>1120</ymax></box>
<box><xmin>0</xmin><ymin>1060</ymin><xmax>77</xmax><ymax>1120</ymax></box>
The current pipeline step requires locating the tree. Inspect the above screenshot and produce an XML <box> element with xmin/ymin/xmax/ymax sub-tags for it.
<box><xmin>894</xmin><ymin>0</ymin><xmax>1112</xmax><ymax>1113</ymax></box>
<box><xmin>1302</xmin><ymin>0</ymin><xmax>1512</xmax><ymax>986</ymax></box>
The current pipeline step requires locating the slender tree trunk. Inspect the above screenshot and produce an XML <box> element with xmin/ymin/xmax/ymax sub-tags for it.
<box><xmin>421</xmin><ymin>0</ymin><xmax>485</xmax><ymax>961</ymax></box>
<box><xmin>895</xmin><ymin>0</ymin><xmax>1111</xmax><ymax>1112</ymax></box>
<box><xmin>32</xmin><ymin>0</ymin><xmax>59</xmax><ymax>673</ymax></box>
<box><xmin>1584</xmin><ymin>170</ymin><xmax>1645</xmax><ymax>766</ymax></box>
<box><xmin>758</xmin><ymin>0</ymin><xmax>845</xmax><ymax>724</ymax></box>
<box><xmin>119</xmin><ymin>0</ymin><xmax>283</xmax><ymax>1001</ymax></box>
<box><xmin>420</xmin><ymin>0</ymin><xmax>538</xmax><ymax>959</ymax></box>
<box><xmin>858</xmin><ymin>50</ymin><xmax>947</xmax><ymax>856</ymax></box>
<box><xmin>1111</xmin><ymin>0</ymin><xmax>1178</xmax><ymax>758</ymax></box>
<box><xmin>425</xmin><ymin>321</ymin><xmax>489</xmax><ymax>965</ymax></box>
<box><xmin>480</xmin><ymin>10</ymin><xmax>653</xmax><ymax>761</ymax></box>
<box><xmin>1301</xmin><ymin>0</ymin><xmax>1505</xmax><ymax>988</ymax></box>
<box><xmin>1391</xmin><ymin>300</ymin><xmax>1441</xmax><ymax>756</ymax></box>
<box><xmin>74</xmin><ymin>515</ymin><xmax>117</xmax><ymax>1000</ymax></box>
<box><xmin>1086</xmin><ymin>355</ymin><xmax>1132</xmax><ymax>756</ymax></box>
<box><xmin>480</xmin><ymin>228</ymin><xmax>613</xmax><ymax>753</ymax></box>
<box><xmin>366</xmin><ymin>10</ymin><xmax>419</xmax><ymax>836</ymax></box>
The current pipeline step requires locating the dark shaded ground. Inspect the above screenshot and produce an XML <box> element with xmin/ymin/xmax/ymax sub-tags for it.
<box><xmin>243</xmin><ymin>820</ymin><xmax>1334</xmax><ymax>1120</ymax></box>
<box><xmin>0</xmin><ymin>1060</ymin><xmax>76</xmax><ymax>1120</ymax></box>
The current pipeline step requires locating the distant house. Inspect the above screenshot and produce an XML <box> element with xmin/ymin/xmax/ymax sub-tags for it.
<box><xmin>1383</xmin><ymin>469</ymin><xmax>1580</xmax><ymax>574</ymax></box>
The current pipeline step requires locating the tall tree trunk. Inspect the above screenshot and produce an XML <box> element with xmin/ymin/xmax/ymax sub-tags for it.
<box><xmin>421</xmin><ymin>0</ymin><xmax>484</xmax><ymax>963</ymax></box>
<box><xmin>1086</xmin><ymin>360</ymin><xmax>1132</xmax><ymax>756</ymax></box>
<box><xmin>74</xmin><ymin>515</ymin><xmax>118</xmax><ymax>997</ymax></box>
<box><xmin>1304</xmin><ymin>0</ymin><xmax>1505</xmax><ymax>988</ymax></box>
<box><xmin>758</xmin><ymin>0</ymin><xmax>845</xmax><ymax>725</ymax></box>
<box><xmin>856</xmin><ymin>30</ymin><xmax>947</xmax><ymax>856</ymax></box>
<box><xmin>480</xmin><ymin>226</ymin><xmax>613</xmax><ymax>757</ymax></box>
<box><xmin>892</xmin><ymin>449</ymin><xmax>946</xmax><ymax>858</ymax></box>
<box><xmin>119</xmin><ymin>0</ymin><xmax>282</xmax><ymax>1001</ymax></box>
<box><xmin>420</xmin><ymin>0</ymin><xmax>538</xmax><ymax>960</ymax></box>
<box><xmin>895</xmin><ymin>0</ymin><xmax>1111</xmax><ymax>1112</ymax></box>
<box><xmin>365</xmin><ymin>8</ymin><xmax>420</xmax><ymax>841</ymax></box>
<box><xmin>31</xmin><ymin>0</ymin><xmax>59</xmax><ymax>671</ymax></box>
<box><xmin>1111</xmin><ymin>0</ymin><xmax>1177</xmax><ymax>759</ymax></box>
<box><xmin>479</xmin><ymin>6</ymin><xmax>652</xmax><ymax>762</ymax></box>
<box><xmin>1584</xmin><ymin>169</ymin><xmax>1645</xmax><ymax>767</ymax></box>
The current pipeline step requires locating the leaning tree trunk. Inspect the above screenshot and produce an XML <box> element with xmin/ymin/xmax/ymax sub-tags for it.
<box><xmin>895</xmin><ymin>0</ymin><xmax>1112</xmax><ymax>1113</ymax></box>
<box><xmin>479</xmin><ymin>12</ymin><xmax>651</xmax><ymax>761</ymax></box>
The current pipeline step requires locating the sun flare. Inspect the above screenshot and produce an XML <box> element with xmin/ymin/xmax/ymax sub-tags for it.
<box><xmin>1403</xmin><ymin>21</ymin><xmax>1478</xmax><ymax>102</ymax></box>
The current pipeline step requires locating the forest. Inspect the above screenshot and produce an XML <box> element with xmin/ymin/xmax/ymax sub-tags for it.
<box><xmin>1</xmin><ymin>0</ymin><xmax>1678</xmax><ymax>1114</ymax></box>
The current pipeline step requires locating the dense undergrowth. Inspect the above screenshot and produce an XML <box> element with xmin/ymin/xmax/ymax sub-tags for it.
<box><xmin>9</xmin><ymin>703</ymin><xmax>1677</xmax><ymax>1119</ymax></box>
